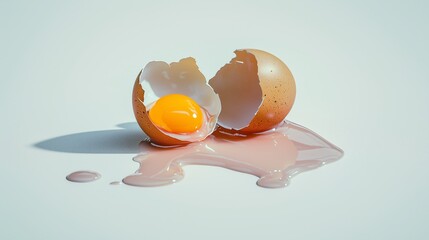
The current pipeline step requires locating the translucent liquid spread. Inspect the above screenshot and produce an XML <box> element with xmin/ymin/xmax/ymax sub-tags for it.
<box><xmin>66</xmin><ymin>171</ymin><xmax>101</xmax><ymax>183</ymax></box>
<box><xmin>123</xmin><ymin>121</ymin><xmax>343</xmax><ymax>188</ymax></box>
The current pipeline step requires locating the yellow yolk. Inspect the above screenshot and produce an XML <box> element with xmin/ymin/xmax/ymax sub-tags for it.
<box><xmin>149</xmin><ymin>94</ymin><xmax>204</xmax><ymax>134</ymax></box>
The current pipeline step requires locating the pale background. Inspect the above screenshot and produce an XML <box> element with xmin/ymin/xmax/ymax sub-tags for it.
<box><xmin>1</xmin><ymin>0</ymin><xmax>428</xmax><ymax>239</ymax></box>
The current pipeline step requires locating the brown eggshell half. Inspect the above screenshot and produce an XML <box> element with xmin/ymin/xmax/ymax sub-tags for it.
<box><xmin>132</xmin><ymin>72</ymin><xmax>189</xmax><ymax>146</ymax></box>
<box><xmin>209</xmin><ymin>49</ymin><xmax>296</xmax><ymax>134</ymax></box>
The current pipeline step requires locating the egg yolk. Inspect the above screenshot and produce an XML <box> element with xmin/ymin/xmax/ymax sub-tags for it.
<box><xmin>149</xmin><ymin>94</ymin><xmax>204</xmax><ymax>134</ymax></box>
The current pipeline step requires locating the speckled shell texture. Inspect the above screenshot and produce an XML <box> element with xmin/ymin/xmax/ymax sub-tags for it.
<box><xmin>241</xmin><ymin>49</ymin><xmax>296</xmax><ymax>133</ymax></box>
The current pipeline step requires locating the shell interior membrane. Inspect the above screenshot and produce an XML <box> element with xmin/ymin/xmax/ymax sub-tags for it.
<box><xmin>140</xmin><ymin>58</ymin><xmax>221</xmax><ymax>142</ymax></box>
<box><xmin>209</xmin><ymin>50</ymin><xmax>263</xmax><ymax>130</ymax></box>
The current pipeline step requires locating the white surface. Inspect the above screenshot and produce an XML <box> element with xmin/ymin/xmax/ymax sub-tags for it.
<box><xmin>1</xmin><ymin>0</ymin><xmax>428</xmax><ymax>239</ymax></box>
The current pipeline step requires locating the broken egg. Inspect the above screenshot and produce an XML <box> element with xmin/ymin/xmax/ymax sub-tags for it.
<box><xmin>209</xmin><ymin>49</ymin><xmax>296</xmax><ymax>134</ymax></box>
<box><xmin>64</xmin><ymin>50</ymin><xmax>344</xmax><ymax>188</ymax></box>
<box><xmin>132</xmin><ymin>58</ymin><xmax>221</xmax><ymax>146</ymax></box>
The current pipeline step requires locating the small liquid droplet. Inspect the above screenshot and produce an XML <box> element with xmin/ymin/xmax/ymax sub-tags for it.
<box><xmin>66</xmin><ymin>171</ymin><xmax>101</xmax><ymax>183</ymax></box>
<box><xmin>110</xmin><ymin>181</ymin><xmax>122</xmax><ymax>185</ymax></box>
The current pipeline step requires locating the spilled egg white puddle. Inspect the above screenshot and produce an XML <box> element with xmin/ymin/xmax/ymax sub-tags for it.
<box><xmin>66</xmin><ymin>121</ymin><xmax>343</xmax><ymax>188</ymax></box>
<box><xmin>122</xmin><ymin>121</ymin><xmax>343</xmax><ymax>188</ymax></box>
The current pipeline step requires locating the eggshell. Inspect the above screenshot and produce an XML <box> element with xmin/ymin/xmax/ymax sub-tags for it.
<box><xmin>133</xmin><ymin>72</ymin><xmax>186</xmax><ymax>146</ymax></box>
<box><xmin>209</xmin><ymin>49</ymin><xmax>296</xmax><ymax>133</ymax></box>
<box><xmin>133</xmin><ymin>58</ymin><xmax>221</xmax><ymax>146</ymax></box>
